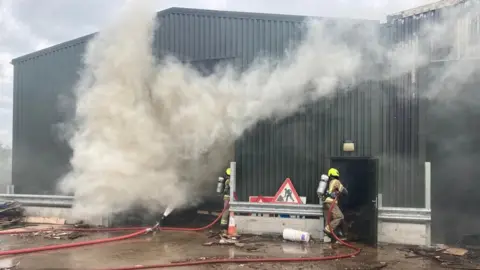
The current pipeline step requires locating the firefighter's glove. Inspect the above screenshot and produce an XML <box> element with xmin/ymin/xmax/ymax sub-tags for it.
<box><xmin>342</xmin><ymin>187</ymin><xmax>349</xmax><ymax>195</ymax></box>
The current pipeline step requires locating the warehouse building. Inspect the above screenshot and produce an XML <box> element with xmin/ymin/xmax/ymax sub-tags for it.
<box><xmin>386</xmin><ymin>0</ymin><xmax>480</xmax><ymax>245</ymax></box>
<box><xmin>11</xmin><ymin>2</ymin><xmax>480</xmax><ymax>244</ymax></box>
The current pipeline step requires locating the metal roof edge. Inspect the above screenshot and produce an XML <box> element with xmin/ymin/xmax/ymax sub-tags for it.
<box><xmin>11</xmin><ymin>7</ymin><xmax>378</xmax><ymax>65</ymax></box>
<box><xmin>387</xmin><ymin>0</ymin><xmax>467</xmax><ymax>19</ymax></box>
<box><xmin>157</xmin><ymin>7</ymin><xmax>310</xmax><ymax>21</ymax></box>
<box><xmin>159</xmin><ymin>7</ymin><xmax>378</xmax><ymax>24</ymax></box>
<box><xmin>11</xmin><ymin>33</ymin><xmax>96</xmax><ymax>65</ymax></box>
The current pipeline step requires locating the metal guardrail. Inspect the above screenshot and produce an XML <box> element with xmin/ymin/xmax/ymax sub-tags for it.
<box><xmin>230</xmin><ymin>201</ymin><xmax>431</xmax><ymax>222</ymax></box>
<box><xmin>0</xmin><ymin>194</ymin><xmax>74</xmax><ymax>208</ymax></box>
<box><xmin>379</xmin><ymin>207</ymin><xmax>431</xmax><ymax>223</ymax></box>
<box><xmin>230</xmin><ymin>202</ymin><xmax>323</xmax><ymax>216</ymax></box>
<box><xmin>0</xmin><ymin>194</ymin><xmax>432</xmax><ymax>222</ymax></box>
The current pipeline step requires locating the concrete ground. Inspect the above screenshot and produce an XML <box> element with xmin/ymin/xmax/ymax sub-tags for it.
<box><xmin>0</xmin><ymin>227</ymin><xmax>445</xmax><ymax>270</ymax></box>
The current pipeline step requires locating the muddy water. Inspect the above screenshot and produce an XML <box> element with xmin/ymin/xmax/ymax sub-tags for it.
<box><xmin>0</xmin><ymin>231</ymin><xmax>441</xmax><ymax>269</ymax></box>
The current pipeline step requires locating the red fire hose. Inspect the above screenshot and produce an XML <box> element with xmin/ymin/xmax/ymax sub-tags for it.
<box><xmin>0</xmin><ymin>208</ymin><xmax>227</xmax><ymax>256</ymax></box>
<box><xmin>0</xmin><ymin>198</ymin><xmax>361</xmax><ymax>269</ymax></box>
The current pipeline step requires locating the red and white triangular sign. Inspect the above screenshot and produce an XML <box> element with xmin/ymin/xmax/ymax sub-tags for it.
<box><xmin>273</xmin><ymin>178</ymin><xmax>302</xmax><ymax>204</ymax></box>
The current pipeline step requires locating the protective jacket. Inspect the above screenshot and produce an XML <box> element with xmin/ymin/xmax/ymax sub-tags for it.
<box><xmin>322</xmin><ymin>168</ymin><xmax>348</xmax><ymax>203</ymax></box>
<box><xmin>223</xmin><ymin>172</ymin><xmax>230</xmax><ymax>201</ymax></box>
<box><xmin>323</xmin><ymin>178</ymin><xmax>346</xmax><ymax>204</ymax></box>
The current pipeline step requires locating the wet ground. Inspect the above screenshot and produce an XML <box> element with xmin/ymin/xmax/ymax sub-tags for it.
<box><xmin>0</xmin><ymin>227</ymin><xmax>446</xmax><ymax>270</ymax></box>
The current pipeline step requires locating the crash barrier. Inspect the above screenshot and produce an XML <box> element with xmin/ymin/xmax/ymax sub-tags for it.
<box><xmin>229</xmin><ymin>201</ymin><xmax>431</xmax><ymax>245</ymax></box>
<box><xmin>0</xmin><ymin>196</ymin><xmax>363</xmax><ymax>269</ymax></box>
<box><xmin>229</xmin><ymin>202</ymin><xmax>324</xmax><ymax>239</ymax></box>
<box><xmin>230</xmin><ymin>201</ymin><xmax>431</xmax><ymax>220</ymax></box>
<box><xmin>0</xmin><ymin>193</ymin><xmax>431</xmax><ymax>245</ymax></box>
<box><xmin>0</xmin><ymin>194</ymin><xmax>73</xmax><ymax>207</ymax></box>
<box><xmin>378</xmin><ymin>207</ymin><xmax>431</xmax><ymax>246</ymax></box>
<box><xmin>229</xmin><ymin>201</ymin><xmax>322</xmax><ymax>216</ymax></box>
<box><xmin>0</xmin><ymin>194</ymin><xmax>109</xmax><ymax>226</ymax></box>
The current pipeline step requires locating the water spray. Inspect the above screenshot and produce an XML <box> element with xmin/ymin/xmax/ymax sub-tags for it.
<box><xmin>162</xmin><ymin>205</ymin><xmax>175</xmax><ymax>219</ymax></box>
<box><xmin>150</xmin><ymin>205</ymin><xmax>175</xmax><ymax>231</ymax></box>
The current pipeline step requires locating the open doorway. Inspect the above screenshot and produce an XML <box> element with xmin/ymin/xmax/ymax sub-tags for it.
<box><xmin>329</xmin><ymin>157</ymin><xmax>378</xmax><ymax>246</ymax></box>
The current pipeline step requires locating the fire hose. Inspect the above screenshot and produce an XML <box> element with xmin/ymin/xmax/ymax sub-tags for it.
<box><xmin>0</xmin><ymin>198</ymin><xmax>361</xmax><ymax>269</ymax></box>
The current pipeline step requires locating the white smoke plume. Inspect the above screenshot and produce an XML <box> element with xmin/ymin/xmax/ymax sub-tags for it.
<box><xmin>58</xmin><ymin>0</ymin><xmax>432</xmax><ymax>219</ymax></box>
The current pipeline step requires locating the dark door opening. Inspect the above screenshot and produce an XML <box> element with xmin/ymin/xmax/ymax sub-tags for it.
<box><xmin>329</xmin><ymin>157</ymin><xmax>378</xmax><ymax>246</ymax></box>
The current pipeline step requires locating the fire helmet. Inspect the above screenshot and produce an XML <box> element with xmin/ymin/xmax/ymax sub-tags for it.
<box><xmin>327</xmin><ymin>168</ymin><xmax>340</xmax><ymax>178</ymax></box>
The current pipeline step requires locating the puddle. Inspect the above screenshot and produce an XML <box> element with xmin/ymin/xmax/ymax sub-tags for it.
<box><xmin>0</xmin><ymin>232</ymin><xmax>443</xmax><ymax>269</ymax></box>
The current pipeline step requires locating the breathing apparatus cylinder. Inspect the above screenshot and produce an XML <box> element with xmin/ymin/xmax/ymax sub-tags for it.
<box><xmin>317</xmin><ymin>174</ymin><xmax>329</xmax><ymax>197</ymax></box>
<box><xmin>217</xmin><ymin>177</ymin><xmax>225</xmax><ymax>193</ymax></box>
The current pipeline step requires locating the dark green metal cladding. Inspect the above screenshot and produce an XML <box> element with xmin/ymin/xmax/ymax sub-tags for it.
<box><xmin>11</xmin><ymin>8</ymin><xmax>309</xmax><ymax>195</ymax></box>
<box><xmin>12</xmin><ymin>37</ymin><xmax>90</xmax><ymax>194</ymax></box>
<box><xmin>236</xmin><ymin>19</ymin><xmax>426</xmax><ymax>208</ymax></box>
<box><xmin>12</xmin><ymin>7</ymin><xmax>426</xmax><ymax>210</ymax></box>
<box><xmin>384</xmin><ymin>0</ymin><xmax>480</xmax><ymax>244</ymax></box>
<box><xmin>235</xmin><ymin>77</ymin><xmax>425</xmax><ymax>208</ymax></box>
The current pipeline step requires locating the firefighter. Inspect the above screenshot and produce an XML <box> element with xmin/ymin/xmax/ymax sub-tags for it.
<box><xmin>220</xmin><ymin>167</ymin><xmax>231</xmax><ymax>228</ymax></box>
<box><xmin>322</xmin><ymin>168</ymin><xmax>348</xmax><ymax>242</ymax></box>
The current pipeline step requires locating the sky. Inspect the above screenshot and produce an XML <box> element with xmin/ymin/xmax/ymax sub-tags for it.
<box><xmin>0</xmin><ymin>0</ymin><xmax>438</xmax><ymax>147</ymax></box>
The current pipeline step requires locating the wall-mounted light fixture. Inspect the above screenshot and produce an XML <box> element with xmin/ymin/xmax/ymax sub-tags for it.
<box><xmin>343</xmin><ymin>140</ymin><xmax>355</xmax><ymax>152</ymax></box>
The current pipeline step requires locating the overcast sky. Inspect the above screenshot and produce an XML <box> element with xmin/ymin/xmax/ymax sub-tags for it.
<box><xmin>0</xmin><ymin>0</ymin><xmax>437</xmax><ymax>147</ymax></box>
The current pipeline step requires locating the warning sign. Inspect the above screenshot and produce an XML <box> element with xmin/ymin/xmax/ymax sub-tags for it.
<box><xmin>249</xmin><ymin>196</ymin><xmax>274</xmax><ymax>203</ymax></box>
<box><xmin>273</xmin><ymin>178</ymin><xmax>303</xmax><ymax>204</ymax></box>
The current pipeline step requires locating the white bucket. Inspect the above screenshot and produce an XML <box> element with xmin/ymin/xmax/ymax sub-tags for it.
<box><xmin>282</xmin><ymin>228</ymin><xmax>311</xmax><ymax>242</ymax></box>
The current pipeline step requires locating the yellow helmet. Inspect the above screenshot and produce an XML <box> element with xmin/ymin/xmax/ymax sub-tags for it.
<box><xmin>226</xmin><ymin>168</ymin><xmax>231</xmax><ymax>176</ymax></box>
<box><xmin>328</xmin><ymin>168</ymin><xmax>339</xmax><ymax>178</ymax></box>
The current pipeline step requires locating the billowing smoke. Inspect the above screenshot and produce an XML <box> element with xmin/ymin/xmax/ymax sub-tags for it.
<box><xmin>379</xmin><ymin>1</ymin><xmax>480</xmax><ymax>244</ymax></box>
<box><xmin>58</xmin><ymin>0</ymin><xmax>480</xmax><ymax>227</ymax></box>
<box><xmin>57</xmin><ymin>0</ymin><xmax>384</xmax><ymax>219</ymax></box>
<box><xmin>419</xmin><ymin>3</ymin><xmax>480</xmax><ymax>243</ymax></box>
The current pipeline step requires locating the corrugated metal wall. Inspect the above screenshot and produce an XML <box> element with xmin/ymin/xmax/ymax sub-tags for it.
<box><xmin>236</xmin><ymin>21</ymin><xmax>426</xmax><ymax>207</ymax></box>
<box><xmin>12</xmin><ymin>7</ymin><xmax>428</xmax><ymax>209</ymax></box>
<box><xmin>12</xmin><ymin>37</ymin><xmax>90</xmax><ymax>194</ymax></box>
<box><xmin>11</xmin><ymin>8</ymin><xmax>308</xmax><ymax>195</ymax></box>
<box><xmin>236</xmin><ymin>82</ymin><xmax>385</xmax><ymax>204</ymax></box>
<box><xmin>388</xmin><ymin>0</ymin><xmax>480</xmax><ymax>243</ymax></box>
<box><xmin>236</xmin><ymin>78</ymin><xmax>426</xmax><ymax>207</ymax></box>
<box><xmin>154</xmin><ymin>8</ymin><xmax>305</xmax><ymax>66</ymax></box>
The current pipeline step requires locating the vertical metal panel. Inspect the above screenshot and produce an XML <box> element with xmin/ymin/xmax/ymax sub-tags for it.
<box><xmin>10</xmin><ymin>8</ymin><xmax>308</xmax><ymax>195</ymax></box>
<box><xmin>11</xmin><ymin>7</ymin><xmax>428</xmax><ymax>211</ymax></box>
<box><xmin>380</xmin><ymin>15</ymin><xmax>426</xmax><ymax>208</ymax></box>
<box><xmin>155</xmin><ymin>9</ymin><xmax>304</xmax><ymax>65</ymax></box>
<box><xmin>236</xmin><ymin>17</ymin><xmax>426</xmax><ymax>208</ymax></box>
<box><xmin>235</xmin><ymin>81</ymin><xmax>387</xmax><ymax>204</ymax></box>
<box><xmin>12</xmin><ymin>38</ymin><xmax>90</xmax><ymax>194</ymax></box>
<box><xmin>387</xmin><ymin>1</ymin><xmax>480</xmax><ymax>244</ymax></box>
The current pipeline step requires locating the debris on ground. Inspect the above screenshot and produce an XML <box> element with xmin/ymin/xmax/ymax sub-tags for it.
<box><xmin>206</xmin><ymin>230</ymin><xmax>219</xmax><ymax>238</ymax></box>
<box><xmin>202</xmin><ymin>231</ymin><xmax>264</xmax><ymax>252</ymax></box>
<box><xmin>12</xmin><ymin>228</ymin><xmax>85</xmax><ymax>240</ymax></box>
<box><xmin>0</xmin><ymin>201</ymin><xmax>24</xmax><ymax>230</ymax></box>
<box><xmin>401</xmin><ymin>245</ymin><xmax>480</xmax><ymax>269</ymax></box>
<box><xmin>444</xmin><ymin>247</ymin><xmax>469</xmax><ymax>256</ymax></box>
<box><xmin>71</xmin><ymin>220</ymin><xmax>103</xmax><ymax>229</ymax></box>
<box><xmin>343</xmin><ymin>261</ymin><xmax>388</xmax><ymax>270</ymax></box>
<box><xmin>171</xmin><ymin>255</ymin><xmax>264</xmax><ymax>264</ymax></box>
<box><xmin>23</xmin><ymin>216</ymin><xmax>66</xmax><ymax>225</ymax></box>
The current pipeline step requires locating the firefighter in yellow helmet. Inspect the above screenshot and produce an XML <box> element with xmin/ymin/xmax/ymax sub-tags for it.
<box><xmin>322</xmin><ymin>168</ymin><xmax>348</xmax><ymax>243</ymax></box>
<box><xmin>220</xmin><ymin>167</ymin><xmax>231</xmax><ymax>228</ymax></box>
